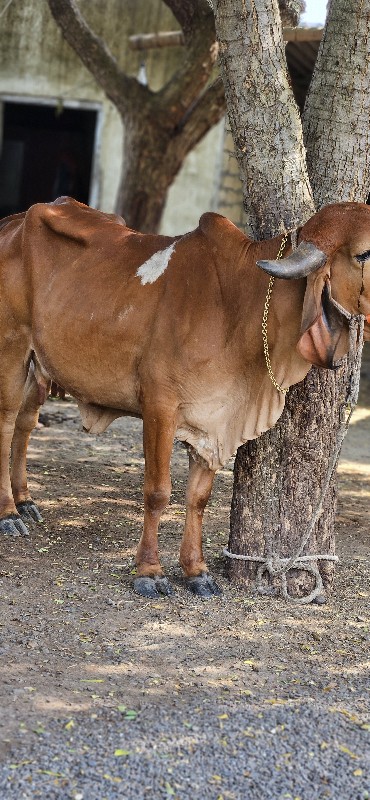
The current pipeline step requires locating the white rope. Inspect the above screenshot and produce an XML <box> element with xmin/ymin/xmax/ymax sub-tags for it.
<box><xmin>222</xmin><ymin>551</ymin><xmax>339</xmax><ymax>564</ymax></box>
<box><xmin>222</xmin><ymin>549</ymin><xmax>339</xmax><ymax>604</ymax></box>
<box><xmin>224</xmin><ymin>309</ymin><xmax>365</xmax><ymax>604</ymax></box>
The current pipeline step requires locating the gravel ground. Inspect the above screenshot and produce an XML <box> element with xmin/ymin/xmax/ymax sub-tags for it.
<box><xmin>1</xmin><ymin>698</ymin><xmax>369</xmax><ymax>800</ymax></box>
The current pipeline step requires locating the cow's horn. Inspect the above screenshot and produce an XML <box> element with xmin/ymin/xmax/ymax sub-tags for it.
<box><xmin>257</xmin><ymin>241</ymin><xmax>327</xmax><ymax>279</ymax></box>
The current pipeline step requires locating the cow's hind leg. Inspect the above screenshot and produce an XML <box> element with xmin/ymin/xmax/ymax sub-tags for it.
<box><xmin>180</xmin><ymin>451</ymin><xmax>221</xmax><ymax>598</ymax></box>
<box><xmin>0</xmin><ymin>407</ymin><xmax>29</xmax><ymax>536</ymax></box>
<box><xmin>11</xmin><ymin>365</ymin><xmax>46</xmax><ymax>524</ymax></box>
<box><xmin>134</xmin><ymin>407</ymin><xmax>176</xmax><ymax>599</ymax></box>
<box><xmin>0</xmin><ymin>356</ymin><xmax>35</xmax><ymax>536</ymax></box>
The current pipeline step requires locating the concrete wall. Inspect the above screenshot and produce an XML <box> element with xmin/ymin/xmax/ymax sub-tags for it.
<box><xmin>0</xmin><ymin>0</ymin><xmax>226</xmax><ymax>235</ymax></box>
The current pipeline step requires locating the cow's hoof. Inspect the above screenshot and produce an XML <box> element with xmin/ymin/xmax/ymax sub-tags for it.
<box><xmin>155</xmin><ymin>577</ymin><xmax>175</xmax><ymax>596</ymax></box>
<box><xmin>0</xmin><ymin>514</ymin><xmax>29</xmax><ymax>537</ymax></box>
<box><xmin>133</xmin><ymin>576</ymin><xmax>175</xmax><ymax>599</ymax></box>
<box><xmin>186</xmin><ymin>573</ymin><xmax>222</xmax><ymax>598</ymax></box>
<box><xmin>16</xmin><ymin>501</ymin><xmax>43</xmax><ymax>523</ymax></box>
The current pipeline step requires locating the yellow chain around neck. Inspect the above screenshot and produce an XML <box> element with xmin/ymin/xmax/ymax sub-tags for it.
<box><xmin>262</xmin><ymin>233</ymin><xmax>289</xmax><ymax>395</ymax></box>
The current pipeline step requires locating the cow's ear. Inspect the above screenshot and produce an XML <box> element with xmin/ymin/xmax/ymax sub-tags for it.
<box><xmin>297</xmin><ymin>274</ymin><xmax>349</xmax><ymax>368</ymax></box>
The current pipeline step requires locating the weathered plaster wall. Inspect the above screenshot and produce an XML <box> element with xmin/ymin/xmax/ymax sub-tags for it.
<box><xmin>0</xmin><ymin>0</ymin><xmax>225</xmax><ymax>234</ymax></box>
<box><xmin>216</xmin><ymin>126</ymin><xmax>246</xmax><ymax>230</ymax></box>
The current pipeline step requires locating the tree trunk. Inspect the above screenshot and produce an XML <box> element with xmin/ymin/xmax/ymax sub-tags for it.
<box><xmin>303</xmin><ymin>0</ymin><xmax>370</xmax><ymax>206</ymax></box>
<box><xmin>229</xmin><ymin>370</ymin><xmax>341</xmax><ymax>598</ymax></box>
<box><xmin>215</xmin><ymin>0</ymin><xmax>314</xmax><ymax>237</ymax></box>
<box><xmin>215</xmin><ymin>0</ymin><xmax>370</xmax><ymax>601</ymax></box>
<box><xmin>115</xmin><ymin>116</ymin><xmax>175</xmax><ymax>232</ymax></box>
<box><xmin>116</xmin><ymin>76</ymin><xmax>226</xmax><ymax>231</ymax></box>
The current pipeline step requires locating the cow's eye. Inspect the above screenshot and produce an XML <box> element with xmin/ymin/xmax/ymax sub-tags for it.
<box><xmin>356</xmin><ymin>249</ymin><xmax>370</xmax><ymax>264</ymax></box>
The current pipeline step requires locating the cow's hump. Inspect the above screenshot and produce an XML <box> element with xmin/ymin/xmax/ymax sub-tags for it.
<box><xmin>199</xmin><ymin>212</ymin><xmax>246</xmax><ymax>248</ymax></box>
<box><xmin>28</xmin><ymin>196</ymin><xmax>127</xmax><ymax>247</ymax></box>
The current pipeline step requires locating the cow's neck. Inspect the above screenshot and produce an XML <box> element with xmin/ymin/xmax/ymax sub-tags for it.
<box><xmin>175</xmin><ymin>239</ymin><xmax>311</xmax><ymax>471</ymax></box>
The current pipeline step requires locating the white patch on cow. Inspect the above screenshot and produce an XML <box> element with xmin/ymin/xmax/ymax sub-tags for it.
<box><xmin>136</xmin><ymin>242</ymin><xmax>176</xmax><ymax>285</ymax></box>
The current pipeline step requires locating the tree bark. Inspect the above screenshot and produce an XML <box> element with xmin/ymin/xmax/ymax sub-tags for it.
<box><xmin>215</xmin><ymin>0</ymin><xmax>370</xmax><ymax>600</ymax></box>
<box><xmin>215</xmin><ymin>0</ymin><xmax>314</xmax><ymax>237</ymax></box>
<box><xmin>303</xmin><ymin>0</ymin><xmax>370</xmax><ymax>207</ymax></box>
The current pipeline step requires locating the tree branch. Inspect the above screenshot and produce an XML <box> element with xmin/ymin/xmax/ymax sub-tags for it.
<box><xmin>156</xmin><ymin>8</ymin><xmax>218</xmax><ymax>126</ymax></box>
<box><xmin>46</xmin><ymin>0</ymin><xmax>150</xmax><ymax>113</ymax></box>
<box><xmin>174</xmin><ymin>76</ymin><xmax>225</xmax><ymax>140</ymax></box>
<box><xmin>162</xmin><ymin>0</ymin><xmax>213</xmax><ymax>39</ymax></box>
<box><xmin>279</xmin><ymin>0</ymin><xmax>306</xmax><ymax>26</ymax></box>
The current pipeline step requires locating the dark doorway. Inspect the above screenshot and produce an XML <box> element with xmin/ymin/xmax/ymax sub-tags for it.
<box><xmin>0</xmin><ymin>101</ymin><xmax>97</xmax><ymax>217</ymax></box>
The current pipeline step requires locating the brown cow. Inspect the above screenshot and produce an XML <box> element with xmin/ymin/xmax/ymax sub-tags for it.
<box><xmin>0</xmin><ymin>197</ymin><xmax>370</xmax><ymax>598</ymax></box>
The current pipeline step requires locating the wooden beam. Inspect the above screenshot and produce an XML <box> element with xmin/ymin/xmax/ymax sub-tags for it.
<box><xmin>128</xmin><ymin>27</ymin><xmax>323</xmax><ymax>51</ymax></box>
<box><xmin>283</xmin><ymin>27</ymin><xmax>324</xmax><ymax>42</ymax></box>
<box><xmin>129</xmin><ymin>31</ymin><xmax>185</xmax><ymax>50</ymax></box>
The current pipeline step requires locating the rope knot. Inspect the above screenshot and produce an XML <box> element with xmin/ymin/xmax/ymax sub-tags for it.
<box><xmin>264</xmin><ymin>555</ymin><xmax>284</xmax><ymax>576</ymax></box>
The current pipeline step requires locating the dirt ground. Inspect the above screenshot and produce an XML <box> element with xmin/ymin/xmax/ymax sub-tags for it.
<box><xmin>0</xmin><ymin>348</ymin><xmax>369</xmax><ymax>795</ymax></box>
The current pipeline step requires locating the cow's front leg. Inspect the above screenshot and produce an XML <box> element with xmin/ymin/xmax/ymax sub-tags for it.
<box><xmin>180</xmin><ymin>452</ymin><xmax>221</xmax><ymax>598</ymax></box>
<box><xmin>134</xmin><ymin>408</ymin><xmax>176</xmax><ymax>599</ymax></box>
